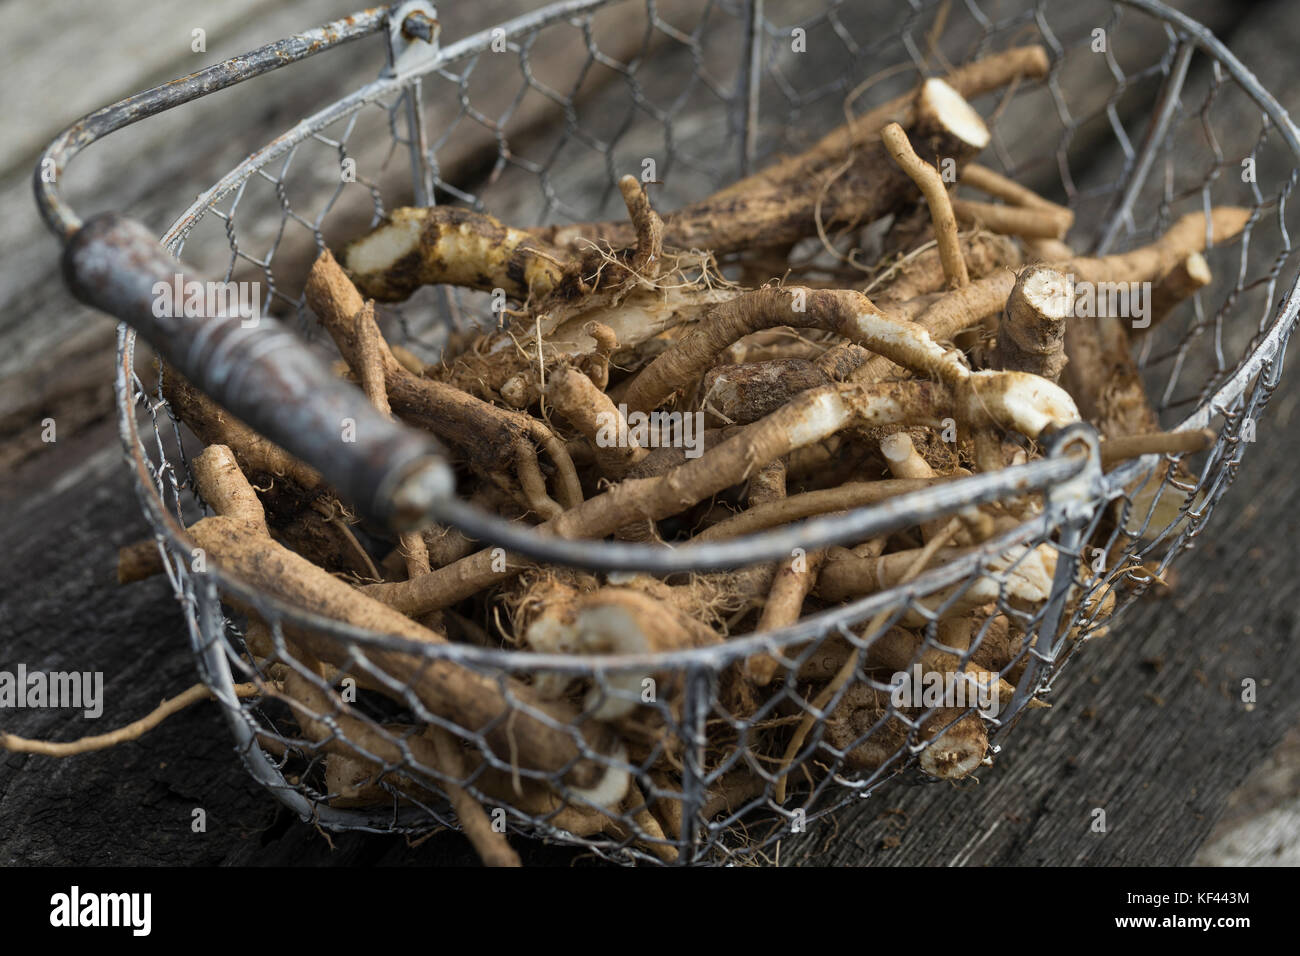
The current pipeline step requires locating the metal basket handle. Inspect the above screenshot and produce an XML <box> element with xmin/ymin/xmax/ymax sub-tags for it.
<box><xmin>63</xmin><ymin>213</ymin><xmax>455</xmax><ymax>529</ymax></box>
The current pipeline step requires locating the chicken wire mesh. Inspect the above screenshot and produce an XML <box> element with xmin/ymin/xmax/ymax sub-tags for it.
<box><xmin>39</xmin><ymin>0</ymin><xmax>1300</xmax><ymax>864</ymax></box>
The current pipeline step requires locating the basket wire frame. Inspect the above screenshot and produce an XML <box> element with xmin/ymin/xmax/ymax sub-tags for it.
<box><xmin>54</xmin><ymin>0</ymin><xmax>1300</xmax><ymax>863</ymax></box>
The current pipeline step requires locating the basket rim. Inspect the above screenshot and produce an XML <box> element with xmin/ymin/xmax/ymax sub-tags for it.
<box><xmin>94</xmin><ymin>0</ymin><xmax>1300</xmax><ymax>670</ymax></box>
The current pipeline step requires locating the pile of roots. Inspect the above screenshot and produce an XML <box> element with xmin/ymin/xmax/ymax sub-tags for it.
<box><xmin>119</xmin><ymin>45</ymin><xmax>1240</xmax><ymax>865</ymax></box>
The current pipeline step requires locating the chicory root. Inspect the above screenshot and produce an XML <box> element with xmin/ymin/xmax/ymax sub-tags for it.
<box><xmin>1099</xmin><ymin>428</ymin><xmax>1216</xmax><ymax>467</ymax></box>
<box><xmin>364</xmin><ymin>378</ymin><xmax>968</xmax><ymax>615</ymax></box>
<box><xmin>185</xmin><ymin>444</ymin><xmax>625</xmax><ymax>797</ymax></box>
<box><xmin>746</xmin><ymin>546</ymin><xmax>828</xmax><ymax>686</ymax></box>
<box><xmin>1144</xmin><ymin>252</ymin><xmax>1213</xmax><ymax>335</ymax></box>
<box><xmin>161</xmin><ymin>369</ymin><xmax>323</xmax><ymax>493</ymax></box>
<box><xmin>281</xmin><ymin>663</ymin><xmax>521</xmax><ymax>866</ymax></box>
<box><xmin>880</xmin><ymin>431</ymin><xmax>953</xmax><ymax>543</ymax></box>
<box><xmin>531</xmin><ymin>587</ymin><xmax>722</xmax><ymax>720</ymax></box>
<box><xmin>345</xmin><ymin>205</ymin><xmax>573</xmax><ymax>303</ymax></box>
<box><xmin>881</xmin><ymin>120</ymin><xmax>970</xmax><ymax>288</ymax></box>
<box><xmin>816</xmin><ymin>537</ymin><xmax>1057</xmax><ymax>620</ymax></box>
<box><xmin>705</xmin><ymin>47</ymin><xmax>1048</xmax><ymax>209</ymax></box>
<box><xmin>622</xmin><ymin>286</ymin><xmax>1081</xmax><ymax>441</ymax></box>
<box><xmin>851</xmin><ymin>208</ymin><xmax>1250</xmax><ymax>386</ymax></box>
<box><xmin>695</xmin><ymin>476</ymin><xmax>947</xmax><ymax>541</ymax></box>
<box><xmin>547</xmin><ymin>365</ymin><xmax>647</xmax><ymax>477</ymax></box>
<box><xmin>538</xmin><ymin>78</ymin><xmax>991</xmax><ymax>256</ymax></box>
<box><xmin>951</xmin><ymin>198</ymin><xmax>1073</xmax><ymax>239</ymax></box>
<box><xmin>959</xmin><ymin>163</ymin><xmax>1073</xmax><ymax>222</ymax></box>
<box><xmin>701</xmin><ymin>358</ymin><xmax>833</xmax><ymax>426</ymax></box>
<box><xmin>868</xmin><ymin>232</ymin><xmax>1021</xmax><ymax>305</ymax></box>
<box><xmin>993</xmin><ymin>265</ymin><xmax>1071</xmax><ymax>381</ymax></box>
<box><xmin>306</xmin><ymin>249</ymin><xmax>582</xmax><ymax>516</ymax></box>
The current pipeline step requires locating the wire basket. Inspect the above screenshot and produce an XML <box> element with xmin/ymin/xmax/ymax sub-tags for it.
<box><xmin>37</xmin><ymin>0</ymin><xmax>1300</xmax><ymax>865</ymax></box>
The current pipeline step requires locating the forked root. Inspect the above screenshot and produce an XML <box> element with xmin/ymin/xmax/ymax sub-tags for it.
<box><xmin>306</xmin><ymin>249</ymin><xmax>581</xmax><ymax>517</ymax></box>
<box><xmin>850</xmin><ymin>208</ymin><xmax>1251</xmax><ymax>385</ymax></box>
<box><xmin>365</xmin><ymin>377</ymin><xmax>1022</xmax><ymax>616</ymax></box>
<box><xmin>622</xmin><ymin>285</ymin><xmax>1080</xmax><ymax>440</ymax></box>
<box><xmin>281</xmin><ymin>662</ymin><xmax>521</xmax><ymax>866</ymax></box>
<box><xmin>537</xmin><ymin>78</ymin><xmax>991</xmax><ymax>255</ymax></box>
<box><xmin>184</xmin><ymin>444</ymin><xmax>627</xmax><ymax>800</ymax></box>
<box><xmin>547</xmin><ymin>365</ymin><xmax>648</xmax><ymax>477</ymax></box>
<box><xmin>817</xmin><ymin>537</ymin><xmax>1058</xmax><ymax>623</ymax></box>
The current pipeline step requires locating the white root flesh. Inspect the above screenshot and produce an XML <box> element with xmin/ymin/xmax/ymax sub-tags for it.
<box><xmin>526</xmin><ymin>588</ymin><xmax>722</xmax><ymax>721</ymax></box>
<box><xmin>993</xmin><ymin>265</ymin><xmax>1072</xmax><ymax>381</ymax></box>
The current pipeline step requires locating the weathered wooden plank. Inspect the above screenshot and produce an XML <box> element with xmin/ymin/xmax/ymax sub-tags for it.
<box><xmin>1195</xmin><ymin>726</ymin><xmax>1300</xmax><ymax>865</ymax></box>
